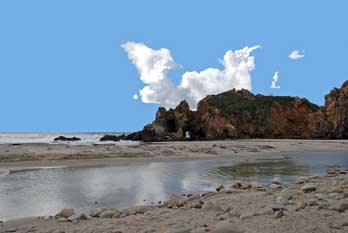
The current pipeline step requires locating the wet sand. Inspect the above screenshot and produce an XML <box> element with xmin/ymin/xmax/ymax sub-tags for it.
<box><xmin>1</xmin><ymin>139</ymin><xmax>348</xmax><ymax>170</ymax></box>
<box><xmin>1</xmin><ymin>168</ymin><xmax>348</xmax><ymax>233</ymax></box>
<box><xmin>1</xmin><ymin>140</ymin><xmax>348</xmax><ymax>232</ymax></box>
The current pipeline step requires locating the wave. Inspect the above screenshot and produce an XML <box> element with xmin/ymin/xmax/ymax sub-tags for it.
<box><xmin>0</xmin><ymin>132</ymin><xmax>134</xmax><ymax>145</ymax></box>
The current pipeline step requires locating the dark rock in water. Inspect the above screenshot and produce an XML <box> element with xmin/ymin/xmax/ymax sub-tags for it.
<box><xmin>53</xmin><ymin>136</ymin><xmax>81</xmax><ymax>142</ymax></box>
<box><xmin>126</xmin><ymin>81</ymin><xmax>348</xmax><ymax>141</ymax></box>
<box><xmin>100</xmin><ymin>135</ymin><xmax>120</xmax><ymax>142</ymax></box>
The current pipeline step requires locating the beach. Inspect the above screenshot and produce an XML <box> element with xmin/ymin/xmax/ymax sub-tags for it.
<box><xmin>1</xmin><ymin>139</ymin><xmax>348</xmax><ymax>233</ymax></box>
<box><xmin>1</xmin><ymin>167</ymin><xmax>348</xmax><ymax>233</ymax></box>
<box><xmin>1</xmin><ymin>139</ymin><xmax>348</xmax><ymax>169</ymax></box>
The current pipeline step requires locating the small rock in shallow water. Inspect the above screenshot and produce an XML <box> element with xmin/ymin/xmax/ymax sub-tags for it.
<box><xmin>216</xmin><ymin>185</ymin><xmax>225</xmax><ymax>192</ymax></box>
<box><xmin>272</xmin><ymin>178</ymin><xmax>282</xmax><ymax>185</ymax></box>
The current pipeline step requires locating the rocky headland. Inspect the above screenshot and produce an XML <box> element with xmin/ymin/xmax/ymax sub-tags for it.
<box><xmin>118</xmin><ymin>81</ymin><xmax>348</xmax><ymax>142</ymax></box>
<box><xmin>2</xmin><ymin>169</ymin><xmax>348</xmax><ymax>233</ymax></box>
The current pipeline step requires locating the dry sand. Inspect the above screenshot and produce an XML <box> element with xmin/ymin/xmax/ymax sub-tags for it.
<box><xmin>1</xmin><ymin>139</ymin><xmax>348</xmax><ymax>170</ymax></box>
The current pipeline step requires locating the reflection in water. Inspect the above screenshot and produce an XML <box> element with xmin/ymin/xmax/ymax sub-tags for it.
<box><xmin>210</xmin><ymin>160</ymin><xmax>308</xmax><ymax>183</ymax></box>
<box><xmin>1</xmin><ymin>151</ymin><xmax>348</xmax><ymax>220</ymax></box>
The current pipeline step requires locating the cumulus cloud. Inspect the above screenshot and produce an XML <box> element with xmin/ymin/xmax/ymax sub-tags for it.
<box><xmin>271</xmin><ymin>71</ymin><xmax>280</xmax><ymax>89</ymax></box>
<box><xmin>289</xmin><ymin>50</ymin><xmax>304</xmax><ymax>60</ymax></box>
<box><xmin>133</xmin><ymin>94</ymin><xmax>138</xmax><ymax>100</ymax></box>
<box><xmin>122</xmin><ymin>42</ymin><xmax>260</xmax><ymax>109</ymax></box>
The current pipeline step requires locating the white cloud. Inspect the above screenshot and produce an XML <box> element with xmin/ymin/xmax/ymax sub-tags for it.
<box><xmin>133</xmin><ymin>94</ymin><xmax>138</xmax><ymax>100</ymax></box>
<box><xmin>122</xmin><ymin>42</ymin><xmax>260</xmax><ymax>109</ymax></box>
<box><xmin>289</xmin><ymin>50</ymin><xmax>304</xmax><ymax>60</ymax></box>
<box><xmin>271</xmin><ymin>71</ymin><xmax>280</xmax><ymax>89</ymax></box>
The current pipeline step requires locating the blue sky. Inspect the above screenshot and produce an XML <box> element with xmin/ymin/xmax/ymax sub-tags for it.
<box><xmin>0</xmin><ymin>0</ymin><xmax>347</xmax><ymax>132</ymax></box>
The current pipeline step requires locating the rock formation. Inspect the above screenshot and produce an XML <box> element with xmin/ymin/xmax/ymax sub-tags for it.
<box><xmin>119</xmin><ymin>81</ymin><xmax>348</xmax><ymax>141</ymax></box>
<box><xmin>53</xmin><ymin>136</ymin><xmax>81</xmax><ymax>142</ymax></box>
<box><xmin>100</xmin><ymin>135</ymin><xmax>121</xmax><ymax>142</ymax></box>
<box><xmin>325</xmin><ymin>81</ymin><xmax>348</xmax><ymax>138</ymax></box>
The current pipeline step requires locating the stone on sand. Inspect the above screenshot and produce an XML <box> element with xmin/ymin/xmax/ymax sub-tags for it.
<box><xmin>55</xmin><ymin>208</ymin><xmax>75</xmax><ymax>218</ymax></box>
<box><xmin>163</xmin><ymin>194</ymin><xmax>185</xmax><ymax>208</ymax></box>
<box><xmin>301</xmin><ymin>184</ymin><xmax>317</xmax><ymax>193</ymax></box>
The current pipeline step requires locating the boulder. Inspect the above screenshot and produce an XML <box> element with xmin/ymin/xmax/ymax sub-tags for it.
<box><xmin>216</xmin><ymin>185</ymin><xmax>225</xmax><ymax>192</ymax></box>
<box><xmin>99</xmin><ymin>209</ymin><xmax>121</xmax><ymax>218</ymax></box>
<box><xmin>68</xmin><ymin>213</ymin><xmax>91</xmax><ymax>221</ymax></box>
<box><xmin>90</xmin><ymin>208</ymin><xmax>107</xmax><ymax>217</ymax></box>
<box><xmin>99</xmin><ymin>135</ymin><xmax>120</xmax><ymax>142</ymax></box>
<box><xmin>53</xmin><ymin>136</ymin><xmax>81</xmax><ymax>142</ymax></box>
<box><xmin>163</xmin><ymin>194</ymin><xmax>185</xmax><ymax>208</ymax></box>
<box><xmin>55</xmin><ymin>208</ymin><xmax>75</xmax><ymax>218</ymax></box>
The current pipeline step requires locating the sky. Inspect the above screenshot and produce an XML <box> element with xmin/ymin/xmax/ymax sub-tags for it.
<box><xmin>0</xmin><ymin>0</ymin><xmax>347</xmax><ymax>132</ymax></box>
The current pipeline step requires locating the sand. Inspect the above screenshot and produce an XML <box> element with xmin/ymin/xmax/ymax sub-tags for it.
<box><xmin>1</xmin><ymin>139</ymin><xmax>348</xmax><ymax>170</ymax></box>
<box><xmin>1</xmin><ymin>168</ymin><xmax>348</xmax><ymax>233</ymax></box>
<box><xmin>1</xmin><ymin>139</ymin><xmax>348</xmax><ymax>232</ymax></box>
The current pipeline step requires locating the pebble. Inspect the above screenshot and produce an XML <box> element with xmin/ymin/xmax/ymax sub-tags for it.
<box><xmin>272</xmin><ymin>178</ymin><xmax>282</xmax><ymax>185</ymax></box>
<box><xmin>301</xmin><ymin>184</ymin><xmax>317</xmax><ymax>193</ymax></box>
<box><xmin>296</xmin><ymin>177</ymin><xmax>308</xmax><ymax>184</ymax></box>
<box><xmin>274</xmin><ymin>210</ymin><xmax>284</xmax><ymax>219</ymax></box>
<box><xmin>56</xmin><ymin>217</ymin><xmax>68</xmax><ymax>222</ymax></box>
<box><xmin>269</xmin><ymin>184</ymin><xmax>282</xmax><ymax>190</ymax></box>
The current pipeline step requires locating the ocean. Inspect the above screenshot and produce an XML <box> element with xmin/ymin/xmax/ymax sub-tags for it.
<box><xmin>0</xmin><ymin>132</ymin><xmax>129</xmax><ymax>145</ymax></box>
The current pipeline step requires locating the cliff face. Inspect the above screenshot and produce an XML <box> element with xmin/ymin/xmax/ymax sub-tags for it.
<box><xmin>325</xmin><ymin>81</ymin><xmax>348</xmax><ymax>138</ymax></box>
<box><xmin>127</xmin><ymin>81</ymin><xmax>348</xmax><ymax>141</ymax></box>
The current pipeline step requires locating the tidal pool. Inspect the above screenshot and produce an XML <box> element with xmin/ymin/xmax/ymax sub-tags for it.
<box><xmin>0</xmin><ymin>151</ymin><xmax>348</xmax><ymax>220</ymax></box>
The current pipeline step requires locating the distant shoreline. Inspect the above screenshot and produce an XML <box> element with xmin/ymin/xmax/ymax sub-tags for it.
<box><xmin>1</xmin><ymin>139</ymin><xmax>348</xmax><ymax>169</ymax></box>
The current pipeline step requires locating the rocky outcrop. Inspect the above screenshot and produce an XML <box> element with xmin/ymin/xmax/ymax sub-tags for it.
<box><xmin>127</xmin><ymin>81</ymin><xmax>348</xmax><ymax>141</ymax></box>
<box><xmin>100</xmin><ymin>135</ymin><xmax>120</xmax><ymax>142</ymax></box>
<box><xmin>53</xmin><ymin>136</ymin><xmax>81</xmax><ymax>142</ymax></box>
<box><xmin>325</xmin><ymin>81</ymin><xmax>348</xmax><ymax>138</ymax></box>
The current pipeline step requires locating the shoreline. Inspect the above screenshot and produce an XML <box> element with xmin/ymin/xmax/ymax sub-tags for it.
<box><xmin>1</xmin><ymin>139</ymin><xmax>348</xmax><ymax>170</ymax></box>
<box><xmin>1</xmin><ymin>168</ymin><xmax>348</xmax><ymax>233</ymax></box>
